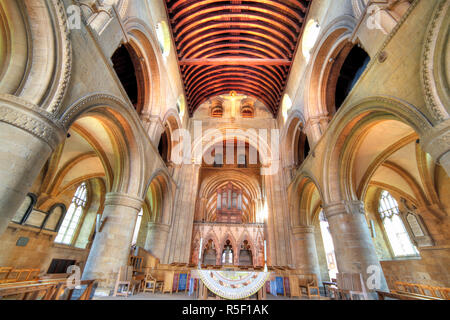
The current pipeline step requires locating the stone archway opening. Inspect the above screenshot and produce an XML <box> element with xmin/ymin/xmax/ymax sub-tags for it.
<box><xmin>326</xmin><ymin>44</ymin><xmax>370</xmax><ymax>115</ymax></box>
<box><xmin>111</xmin><ymin>44</ymin><xmax>146</xmax><ymax>114</ymax></box>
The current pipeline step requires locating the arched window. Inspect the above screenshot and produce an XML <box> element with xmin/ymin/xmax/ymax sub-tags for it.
<box><xmin>55</xmin><ymin>183</ymin><xmax>88</xmax><ymax>245</ymax></box>
<box><xmin>378</xmin><ymin>191</ymin><xmax>418</xmax><ymax>257</ymax></box>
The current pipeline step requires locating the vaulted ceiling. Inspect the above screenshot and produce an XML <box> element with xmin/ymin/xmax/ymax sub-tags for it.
<box><xmin>165</xmin><ymin>0</ymin><xmax>313</xmax><ymax>116</ymax></box>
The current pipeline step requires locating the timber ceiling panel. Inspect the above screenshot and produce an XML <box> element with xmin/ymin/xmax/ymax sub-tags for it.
<box><xmin>165</xmin><ymin>0</ymin><xmax>312</xmax><ymax>116</ymax></box>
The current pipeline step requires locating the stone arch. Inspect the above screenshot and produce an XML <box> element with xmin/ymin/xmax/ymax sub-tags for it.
<box><xmin>420</xmin><ymin>0</ymin><xmax>450</xmax><ymax>122</ymax></box>
<box><xmin>160</xmin><ymin>108</ymin><xmax>182</xmax><ymax>162</ymax></box>
<box><xmin>289</xmin><ymin>173</ymin><xmax>324</xmax><ymax>227</ymax></box>
<box><xmin>197</xmin><ymin>171</ymin><xmax>263</xmax><ymax>223</ymax></box>
<box><xmin>0</xmin><ymin>0</ymin><xmax>71</xmax><ymax>114</ymax></box>
<box><xmin>281</xmin><ymin>109</ymin><xmax>306</xmax><ymax>169</ymax></box>
<box><xmin>145</xmin><ymin>170</ymin><xmax>174</xmax><ymax>226</ymax></box>
<box><xmin>236</xmin><ymin>231</ymin><xmax>257</xmax><ymax>266</ymax></box>
<box><xmin>304</xmin><ymin>15</ymin><xmax>357</xmax><ymax>142</ymax></box>
<box><xmin>201</xmin><ymin>231</ymin><xmax>221</xmax><ymax>265</ymax></box>
<box><xmin>351</xmin><ymin>0</ymin><xmax>369</xmax><ymax>19</ymax></box>
<box><xmin>192</xmin><ymin>127</ymin><xmax>272</xmax><ymax>166</ymax></box>
<box><xmin>60</xmin><ymin>94</ymin><xmax>151</xmax><ymax>198</ymax></box>
<box><xmin>323</xmin><ymin>96</ymin><xmax>433</xmax><ymax>205</ymax></box>
<box><xmin>123</xmin><ymin>18</ymin><xmax>163</xmax><ymax>117</ymax></box>
<box><xmin>220</xmin><ymin>232</ymin><xmax>238</xmax><ymax>263</ymax></box>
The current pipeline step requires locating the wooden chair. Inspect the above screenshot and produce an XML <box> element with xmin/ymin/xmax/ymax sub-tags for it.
<box><xmin>297</xmin><ymin>274</ymin><xmax>320</xmax><ymax>298</ymax></box>
<box><xmin>113</xmin><ymin>266</ymin><xmax>137</xmax><ymax>297</ymax></box>
<box><xmin>142</xmin><ymin>271</ymin><xmax>163</xmax><ymax>293</ymax></box>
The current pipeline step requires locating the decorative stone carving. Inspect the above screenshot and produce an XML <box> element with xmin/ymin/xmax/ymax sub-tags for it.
<box><xmin>104</xmin><ymin>192</ymin><xmax>143</xmax><ymax>211</ymax></box>
<box><xmin>0</xmin><ymin>94</ymin><xmax>65</xmax><ymax>150</ymax></box>
<box><xmin>324</xmin><ymin>200</ymin><xmax>365</xmax><ymax>219</ymax></box>
<box><xmin>420</xmin><ymin>121</ymin><xmax>450</xmax><ymax>173</ymax></box>
<box><xmin>46</xmin><ymin>0</ymin><xmax>72</xmax><ymax>114</ymax></box>
<box><xmin>421</xmin><ymin>0</ymin><xmax>449</xmax><ymax>122</ymax></box>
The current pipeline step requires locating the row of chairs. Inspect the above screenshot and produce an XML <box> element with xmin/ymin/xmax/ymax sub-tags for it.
<box><xmin>0</xmin><ymin>267</ymin><xmax>40</xmax><ymax>284</ymax></box>
<box><xmin>0</xmin><ymin>278</ymin><xmax>96</xmax><ymax>300</ymax></box>
<box><xmin>394</xmin><ymin>281</ymin><xmax>450</xmax><ymax>299</ymax></box>
<box><xmin>113</xmin><ymin>265</ymin><xmax>177</xmax><ymax>297</ymax></box>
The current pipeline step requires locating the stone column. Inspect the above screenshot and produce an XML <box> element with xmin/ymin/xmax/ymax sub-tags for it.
<box><xmin>166</xmin><ymin>163</ymin><xmax>201</xmax><ymax>263</ymax></box>
<box><xmin>145</xmin><ymin>222</ymin><xmax>171</xmax><ymax>261</ymax></box>
<box><xmin>421</xmin><ymin>122</ymin><xmax>450</xmax><ymax>176</ymax></box>
<box><xmin>291</xmin><ymin>226</ymin><xmax>322</xmax><ymax>286</ymax></box>
<box><xmin>0</xmin><ymin>95</ymin><xmax>65</xmax><ymax>236</ymax></box>
<box><xmin>82</xmin><ymin>192</ymin><xmax>143</xmax><ymax>296</ymax></box>
<box><xmin>324</xmin><ymin>201</ymin><xmax>389</xmax><ymax>296</ymax></box>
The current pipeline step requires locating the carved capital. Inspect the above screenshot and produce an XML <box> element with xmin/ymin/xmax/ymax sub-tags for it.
<box><xmin>291</xmin><ymin>226</ymin><xmax>315</xmax><ymax>235</ymax></box>
<box><xmin>420</xmin><ymin>121</ymin><xmax>450</xmax><ymax>168</ymax></box>
<box><xmin>104</xmin><ymin>193</ymin><xmax>143</xmax><ymax>211</ymax></box>
<box><xmin>147</xmin><ymin>223</ymin><xmax>171</xmax><ymax>233</ymax></box>
<box><xmin>324</xmin><ymin>200</ymin><xmax>365</xmax><ymax>219</ymax></box>
<box><xmin>0</xmin><ymin>94</ymin><xmax>65</xmax><ymax>150</ymax></box>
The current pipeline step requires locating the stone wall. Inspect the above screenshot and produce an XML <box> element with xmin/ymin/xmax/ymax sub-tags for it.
<box><xmin>0</xmin><ymin>223</ymin><xmax>89</xmax><ymax>274</ymax></box>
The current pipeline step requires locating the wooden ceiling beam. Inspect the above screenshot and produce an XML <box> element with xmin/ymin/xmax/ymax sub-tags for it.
<box><xmin>179</xmin><ymin>58</ymin><xmax>292</xmax><ymax>66</ymax></box>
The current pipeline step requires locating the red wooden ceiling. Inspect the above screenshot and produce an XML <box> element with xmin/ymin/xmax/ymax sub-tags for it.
<box><xmin>165</xmin><ymin>0</ymin><xmax>312</xmax><ymax>116</ymax></box>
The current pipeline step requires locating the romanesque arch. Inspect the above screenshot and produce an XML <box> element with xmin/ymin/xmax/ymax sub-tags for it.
<box><xmin>123</xmin><ymin>18</ymin><xmax>163</xmax><ymax>117</ymax></box>
<box><xmin>322</xmin><ymin>96</ymin><xmax>433</xmax><ymax>204</ymax></box>
<box><xmin>60</xmin><ymin>93</ymin><xmax>154</xmax><ymax>198</ymax></box>
<box><xmin>0</xmin><ymin>0</ymin><xmax>72</xmax><ymax>114</ymax></box>
<box><xmin>304</xmin><ymin>15</ymin><xmax>357</xmax><ymax>142</ymax></box>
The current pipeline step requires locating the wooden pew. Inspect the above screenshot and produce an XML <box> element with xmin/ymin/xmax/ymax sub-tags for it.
<box><xmin>0</xmin><ymin>279</ymin><xmax>96</xmax><ymax>300</ymax></box>
<box><xmin>394</xmin><ymin>281</ymin><xmax>450</xmax><ymax>299</ymax></box>
<box><xmin>377</xmin><ymin>290</ymin><xmax>444</xmax><ymax>300</ymax></box>
<box><xmin>0</xmin><ymin>268</ymin><xmax>40</xmax><ymax>284</ymax></box>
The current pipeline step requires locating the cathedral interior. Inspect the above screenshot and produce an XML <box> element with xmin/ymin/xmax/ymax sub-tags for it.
<box><xmin>0</xmin><ymin>0</ymin><xmax>449</xmax><ymax>301</ymax></box>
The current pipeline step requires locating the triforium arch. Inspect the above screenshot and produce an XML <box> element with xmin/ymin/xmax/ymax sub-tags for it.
<box><xmin>304</xmin><ymin>15</ymin><xmax>357</xmax><ymax>142</ymax></box>
<box><xmin>123</xmin><ymin>18</ymin><xmax>163</xmax><ymax>118</ymax></box>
